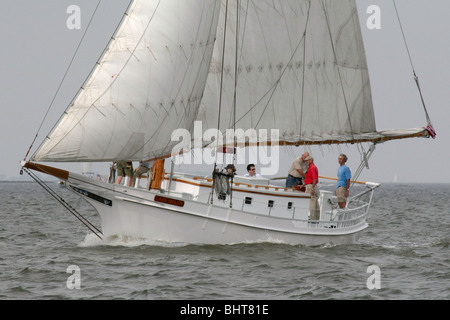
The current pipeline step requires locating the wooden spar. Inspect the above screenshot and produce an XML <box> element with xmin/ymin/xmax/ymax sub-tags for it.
<box><xmin>150</xmin><ymin>159</ymin><xmax>165</xmax><ymax>190</ymax></box>
<box><xmin>22</xmin><ymin>129</ymin><xmax>429</xmax><ymax>186</ymax></box>
<box><xmin>145</xmin><ymin>129</ymin><xmax>431</xmax><ymax>162</ymax></box>
<box><xmin>318</xmin><ymin>176</ymin><xmax>367</xmax><ymax>185</ymax></box>
<box><xmin>272</xmin><ymin>175</ymin><xmax>367</xmax><ymax>185</ymax></box>
<box><xmin>22</xmin><ymin>161</ymin><xmax>69</xmax><ymax>180</ymax></box>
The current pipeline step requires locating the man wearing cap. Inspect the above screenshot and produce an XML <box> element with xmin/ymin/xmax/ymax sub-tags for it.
<box><xmin>303</xmin><ymin>156</ymin><xmax>320</xmax><ymax>220</ymax></box>
<box><xmin>286</xmin><ymin>152</ymin><xmax>309</xmax><ymax>188</ymax></box>
<box><xmin>224</xmin><ymin>164</ymin><xmax>236</xmax><ymax>176</ymax></box>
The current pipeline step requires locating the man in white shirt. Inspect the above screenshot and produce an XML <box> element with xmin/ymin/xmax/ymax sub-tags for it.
<box><xmin>244</xmin><ymin>164</ymin><xmax>262</xmax><ymax>177</ymax></box>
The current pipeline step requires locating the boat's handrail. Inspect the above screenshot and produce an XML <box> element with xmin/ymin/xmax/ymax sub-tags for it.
<box><xmin>153</xmin><ymin>173</ymin><xmax>376</xmax><ymax>230</ymax></box>
<box><xmin>331</xmin><ymin>202</ymin><xmax>369</xmax><ymax>220</ymax></box>
<box><xmin>193</xmin><ymin>176</ymin><xmax>212</xmax><ymax>182</ymax></box>
<box><xmin>348</xmin><ymin>187</ymin><xmax>374</xmax><ymax>202</ymax></box>
<box><xmin>205</xmin><ymin>188</ymin><xmax>371</xmax><ymax>229</ymax></box>
<box><xmin>185</xmin><ymin>175</ymin><xmax>299</xmax><ymax>193</ymax></box>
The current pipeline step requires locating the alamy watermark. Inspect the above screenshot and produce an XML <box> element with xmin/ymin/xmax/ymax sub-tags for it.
<box><xmin>66</xmin><ymin>5</ymin><xmax>81</xmax><ymax>30</ymax></box>
<box><xmin>66</xmin><ymin>265</ymin><xmax>81</xmax><ymax>289</ymax></box>
<box><xmin>66</xmin><ymin>4</ymin><xmax>381</xmax><ymax>31</ymax></box>
<box><xmin>171</xmin><ymin>121</ymin><xmax>280</xmax><ymax>176</ymax></box>
<box><xmin>65</xmin><ymin>4</ymin><xmax>381</xmax><ymax>31</ymax></box>
<box><xmin>367</xmin><ymin>5</ymin><xmax>381</xmax><ymax>30</ymax></box>
<box><xmin>366</xmin><ymin>265</ymin><xmax>381</xmax><ymax>290</ymax></box>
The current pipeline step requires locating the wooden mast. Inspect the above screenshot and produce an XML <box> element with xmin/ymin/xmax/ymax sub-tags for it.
<box><xmin>150</xmin><ymin>159</ymin><xmax>165</xmax><ymax>190</ymax></box>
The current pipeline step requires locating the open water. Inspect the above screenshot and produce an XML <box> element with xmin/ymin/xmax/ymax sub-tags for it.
<box><xmin>0</xmin><ymin>181</ymin><xmax>448</xmax><ymax>304</ymax></box>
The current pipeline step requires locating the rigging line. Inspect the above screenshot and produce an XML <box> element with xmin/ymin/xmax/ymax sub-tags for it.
<box><xmin>22</xmin><ymin>168</ymin><xmax>103</xmax><ymax>240</ymax></box>
<box><xmin>233</xmin><ymin>0</ymin><xmax>239</xmax><ymax>146</ymax></box>
<box><xmin>232</xmin><ymin>0</ymin><xmax>249</xmax><ymax>131</ymax></box>
<box><xmin>163</xmin><ymin>2</ymin><xmax>214</xmax><ymax>123</ymax></box>
<box><xmin>392</xmin><ymin>0</ymin><xmax>415</xmax><ymax>74</ymax></box>
<box><xmin>321</xmin><ymin>0</ymin><xmax>354</xmax><ymax>140</ymax></box>
<box><xmin>139</xmin><ymin>1</ymin><xmax>222</xmax><ymax>159</ymax></box>
<box><xmin>211</xmin><ymin>0</ymin><xmax>230</xmax><ymax>205</ymax></box>
<box><xmin>54</xmin><ymin>0</ymin><xmax>156</xmax><ymax>159</ymax></box>
<box><xmin>228</xmin><ymin>0</ymin><xmax>241</xmax><ymax>208</ymax></box>
<box><xmin>299</xmin><ymin>0</ymin><xmax>312</xmax><ymax>139</ymax></box>
<box><xmin>352</xmin><ymin>143</ymin><xmax>376</xmax><ymax>186</ymax></box>
<box><xmin>392</xmin><ymin>0</ymin><xmax>433</xmax><ymax>126</ymax></box>
<box><xmin>234</xmin><ymin>2</ymin><xmax>311</xmax><ymax>130</ymax></box>
<box><xmin>215</xmin><ymin>0</ymin><xmax>229</xmax><ymax>157</ymax></box>
<box><xmin>23</xmin><ymin>0</ymin><xmax>103</xmax><ymax>162</ymax></box>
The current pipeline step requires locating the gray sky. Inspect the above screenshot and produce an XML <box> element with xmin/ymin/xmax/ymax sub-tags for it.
<box><xmin>1</xmin><ymin>0</ymin><xmax>449</xmax><ymax>183</ymax></box>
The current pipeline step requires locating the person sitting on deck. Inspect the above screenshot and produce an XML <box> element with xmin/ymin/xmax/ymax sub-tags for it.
<box><xmin>244</xmin><ymin>164</ymin><xmax>262</xmax><ymax>178</ymax></box>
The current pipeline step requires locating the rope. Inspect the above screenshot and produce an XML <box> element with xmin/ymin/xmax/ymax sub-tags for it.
<box><xmin>299</xmin><ymin>1</ymin><xmax>312</xmax><ymax>144</ymax></box>
<box><xmin>23</xmin><ymin>0</ymin><xmax>104</xmax><ymax>162</ymax></box>
<box><xmin>393</xmin><ymin>0</ymin><xmax>435</xmax><ymax>137</ymax></box>
<box><xmin>322</xmin><ymin>0</ymin><xmax>355</xmax><ymax>140</ymax></box>
<box><xmin>210</xmin><ymin>0</ymin><xmax>230</xmax><ymax>205</ymax></box>
<box><xmin>228</xmin><ymin>0</ymin><xmax>242</xmax><ymax>208</ymax></box>
<box><xmin>353</xmin><ymin>143</ymin><xmax>376</xmax><ymax>186</ymax></box>
<box><xmin>22</xmin><ymin>168</ymin><xmax>103</xmax><ymax>240</ymax></box>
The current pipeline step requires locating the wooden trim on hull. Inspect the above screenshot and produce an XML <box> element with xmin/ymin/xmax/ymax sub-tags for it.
<box><xmin>22</xmin><ymin>161</ymin><xmax>69</xmax><ymax>180</ymax></box>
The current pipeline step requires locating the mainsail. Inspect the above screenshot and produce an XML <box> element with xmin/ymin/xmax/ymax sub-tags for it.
<box><xmin>31</xmin><ymin>0</ymin><xmax>429</xmax><ymax>163</ymax></box>
<box><xmin>197</xmin><ymin>0</ymin><xmax>428</xmax><ymax>148</ymax></box>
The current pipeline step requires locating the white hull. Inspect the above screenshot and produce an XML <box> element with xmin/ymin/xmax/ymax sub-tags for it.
<box><xmin>65</xmin><ymin>171</ymin><xmax>378</xmax><ymax>246</ymax></box>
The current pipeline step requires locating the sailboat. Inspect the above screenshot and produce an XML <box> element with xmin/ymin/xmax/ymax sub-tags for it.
<box><xmin>21</xmin><ymin>0</ymin><xmax>435</xmax><ymax>246</ymax></box>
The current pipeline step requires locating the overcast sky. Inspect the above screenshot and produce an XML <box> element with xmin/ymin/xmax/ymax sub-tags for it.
<box><xmin>1</xmin><ymin>0</ymin><xmax>449</xmax><ymax>183</ymax></box>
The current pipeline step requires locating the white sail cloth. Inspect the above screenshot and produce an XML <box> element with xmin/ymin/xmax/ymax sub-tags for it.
<box><xmin>32</xmin><ymin>0</ymin><xmax>427</xmax><ymax>163</ymax></box>
<box><xmin>198</xmin><ymin>0</ymin><xmax>375</xmax><ymax>148</ymax></box>
<box><xmin>32</xmin><ymin>0</ymin><xmax>221</xmax><ymax>162</ymax></box>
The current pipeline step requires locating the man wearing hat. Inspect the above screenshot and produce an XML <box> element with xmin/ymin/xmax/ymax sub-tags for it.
<box><xmin>225</xmin><ymin>164</ymin><xmax>236</xmax><ymax>176</ymax></box>
<box><xmin>303</xmin><ymin>156</ymin><xmax>320</xmax><ymax>220</ymax></box>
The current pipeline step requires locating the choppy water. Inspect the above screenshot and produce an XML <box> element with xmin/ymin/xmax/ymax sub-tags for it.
<box><xmin>1</xmin><ymin>181</ymin><xmax>449</xmax><ymax>302</ymax></box>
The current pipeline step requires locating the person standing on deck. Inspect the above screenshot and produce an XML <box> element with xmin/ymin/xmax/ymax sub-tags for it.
<box><xmin>303</xmin><ymin>156</ymin><xmax>319</xmax><ymax>220</ymax></box>
<box><xmin>335</xmin><ymin>154</ymin><xmax>351</xmax><ymax>209</ymax></box>
<box><xmin>286</xmin><ymin>152</ymin><xmax>309</xmax><ymax>188</ymax></box>
<box><xmin>132</xmin><ymin>160</ymin><xmax>152</xmax><ymax>188</ymax></box>
<box><xmin>115</xmin><ymin>161</ymin><xmax>133</xmax><ymax>186</ymax></box>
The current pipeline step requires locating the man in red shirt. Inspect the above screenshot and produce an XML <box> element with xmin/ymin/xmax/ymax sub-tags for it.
<box><xmin>303</xmin><ymin>156</ymin><xmax>320</xmax><ymax>220</ymax></box>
